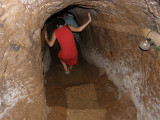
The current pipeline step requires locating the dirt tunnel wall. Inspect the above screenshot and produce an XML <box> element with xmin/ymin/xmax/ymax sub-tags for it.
<box><xmin>0</xmin><ymin>0</ymin><xmax>160</xmax><ymax>120</ymax></box>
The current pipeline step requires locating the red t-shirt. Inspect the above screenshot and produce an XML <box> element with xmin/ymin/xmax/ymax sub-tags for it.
<box><xmin>54</xmin><ymin>25</ymin><xmax>78</xmax><ymax>65</ymax></box>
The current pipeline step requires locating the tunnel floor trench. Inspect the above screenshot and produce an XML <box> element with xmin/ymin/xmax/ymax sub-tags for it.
<box><xmin>44</xmin><ymin>50</ymin><xmax>137</xmax><ymax>120</ymax></box>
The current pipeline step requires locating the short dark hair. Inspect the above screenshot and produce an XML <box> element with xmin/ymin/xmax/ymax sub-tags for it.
<box><xmin>56</xmin><ymin>18</ymin><xmax>65</xmax><ymax>26</ymax></box>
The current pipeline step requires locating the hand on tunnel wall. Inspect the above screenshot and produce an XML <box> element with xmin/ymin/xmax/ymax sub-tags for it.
<box><xmin>68</xmin><ymin>13</ymin><xmax>92</xmax><ymax>32</ymax></box>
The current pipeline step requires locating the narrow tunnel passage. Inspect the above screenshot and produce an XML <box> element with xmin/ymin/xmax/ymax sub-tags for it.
<box><xmin>42</xmin><ymin>6</ymin><xmax>137</xmax><ymax>120</ymax></box>
<box><xmin>45</xmin><ymin>53</ymin><xmax>137</xmax><ymax>120</ymax></box>
<box><xmin>1</xmin><ymin>0</ymin><xmax>160</xmax><ymax>120</ymax></box>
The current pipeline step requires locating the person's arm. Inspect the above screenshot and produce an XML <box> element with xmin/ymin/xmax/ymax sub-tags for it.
<box><xmin>68</xmin><ymin>13</ymin><xmax>91</xmax><ymax>32</ymax></box>
<box><xmin>45</xmin><ymin>31</ymin><xmax>56</xmax><ymax>47</ymax></box>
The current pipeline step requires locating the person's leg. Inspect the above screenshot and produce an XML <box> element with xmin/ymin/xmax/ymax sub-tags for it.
<box><xmin>69</xmin><ymin>65</ymin><xmax>73</xmax><ymax>70</ymax></box>
<box><xmin>60</xmin><ymin>60</ymin><xmax>70</xmax><ymax>74</ymax></box>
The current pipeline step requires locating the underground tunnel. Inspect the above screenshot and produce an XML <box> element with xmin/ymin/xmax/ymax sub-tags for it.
<box><xmin>0</xmin><ymin>0</ymin><xmax>160</xmax><ymax>120</ymax></box>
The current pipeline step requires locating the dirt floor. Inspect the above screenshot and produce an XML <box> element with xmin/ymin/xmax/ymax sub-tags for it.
<box><xmin>44</xmin><ymin>49</ymin><xmax>137</xmax><ymax>120</ymax></box>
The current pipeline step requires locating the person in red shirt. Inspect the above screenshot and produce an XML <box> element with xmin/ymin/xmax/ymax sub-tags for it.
<box><xmin>45</xmin><ymin>13</ymin><xmax>91</xmax><ymax>74</ymax></box>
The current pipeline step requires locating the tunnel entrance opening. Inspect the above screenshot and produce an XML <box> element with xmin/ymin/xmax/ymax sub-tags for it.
<box><xmin>41</xmin><ymin>5</ymin><xmax>137</xmax><ymax>120</ymax></box>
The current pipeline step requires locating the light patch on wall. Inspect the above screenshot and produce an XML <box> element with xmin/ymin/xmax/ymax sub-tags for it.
<box><xmin>19</xmin><ymin>0</ymin><xmax>43</xmax><ymax>4</ymax></box>
<box><xmin>81</xmin><ymin>48</ymin><xmax>158</xmax><ymax>120</ymax></box>
<box><xmin>0</xmin><ymin>75</ymin><xmax>28</xmax><ymax>119</ymax></box>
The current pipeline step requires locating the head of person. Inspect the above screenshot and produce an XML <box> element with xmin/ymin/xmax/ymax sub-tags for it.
<box><xmin>63</xmin><ymin>11</ymin><xmax>69</xmax><ymax>16</ymax></box>
<box><xmin>63</xmin><ymin>11</ymin><xmax>73</xmax><ymax>17</ymax></box>
<box><xmin>56</xmin><ymin>18</ymin><xmax>65</xmax><ymax>28</ymax></box>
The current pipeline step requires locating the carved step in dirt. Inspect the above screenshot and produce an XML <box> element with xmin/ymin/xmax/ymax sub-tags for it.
<box><xmin>47</xmin><ymin>106</ymin><xmax>67</xmax><ymax>120</ymax></box>
<box><xmin>67</xmin><ymin>109</ymin><xmax>107</xmax><ymax>120</ymax></box>
<box><xmin>66</xmin><ymin>83</ymin><xmax>99</xmax><ymax>109</ymax></box>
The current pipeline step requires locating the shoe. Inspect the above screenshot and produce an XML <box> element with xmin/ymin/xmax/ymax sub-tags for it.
<box><xmin>65</xmin><ymin>69</ymin><xmax>70</xmax><ymax>74</ymax></box>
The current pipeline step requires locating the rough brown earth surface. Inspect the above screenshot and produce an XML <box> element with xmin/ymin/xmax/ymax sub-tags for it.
<box><xmin>0</xmin><ymin>0</ymin><xmax>160</xmax><ymax>119</ymax></box>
